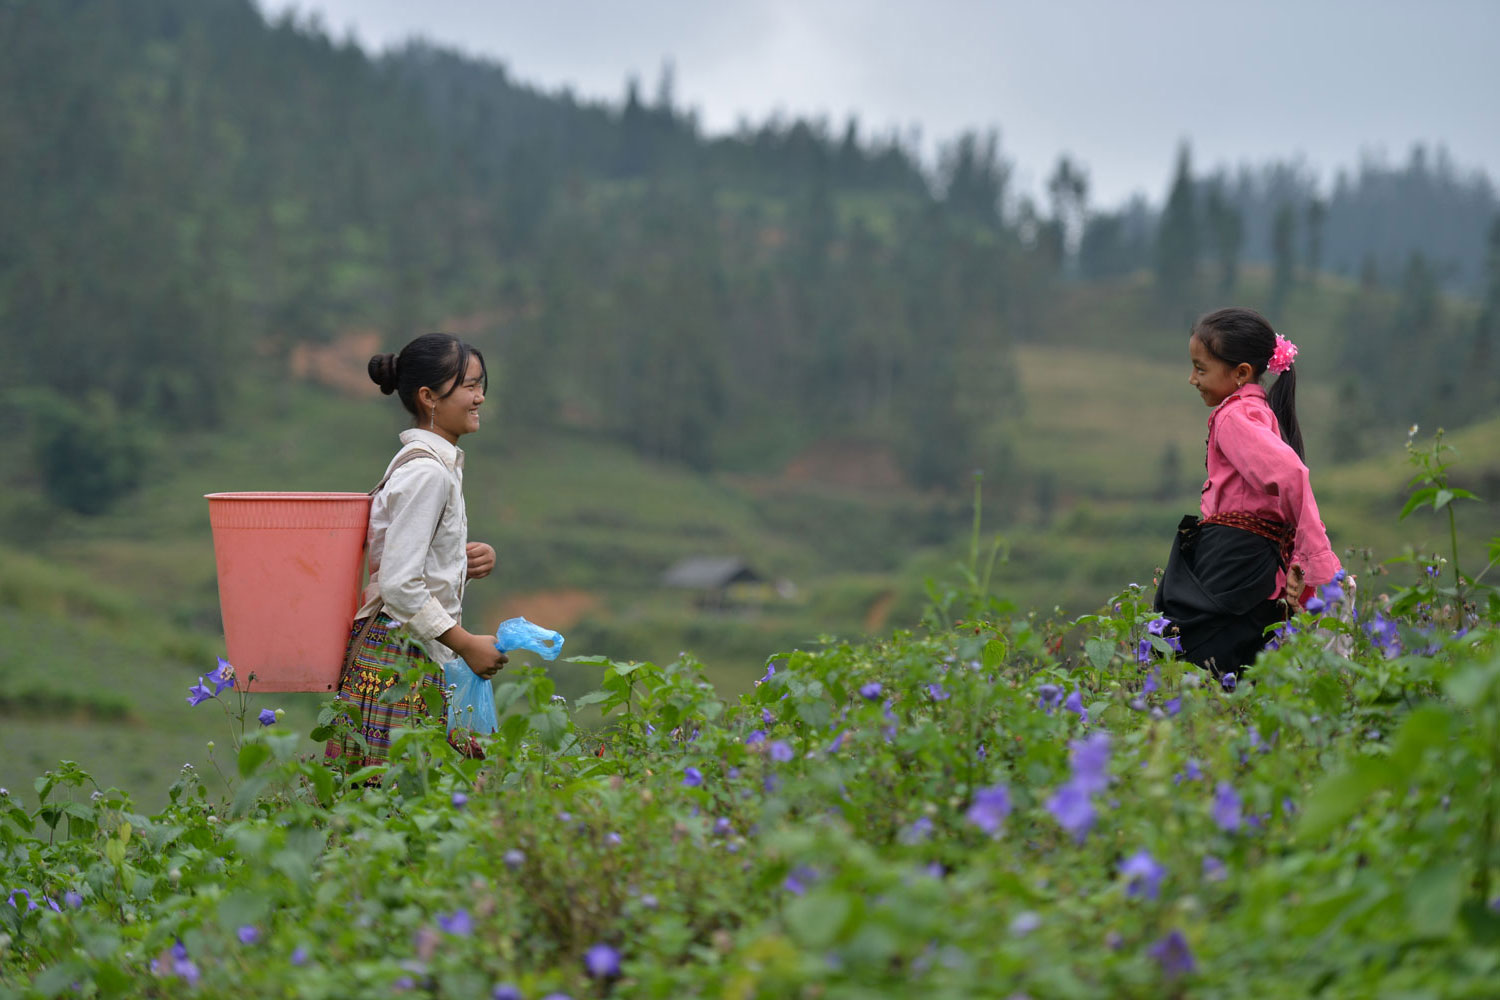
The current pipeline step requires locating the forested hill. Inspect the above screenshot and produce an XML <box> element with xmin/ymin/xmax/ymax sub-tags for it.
<box><xmin>2</xmin><ymin>0</ymin><xmax>1498</xmax><ymax>517</ymax></box>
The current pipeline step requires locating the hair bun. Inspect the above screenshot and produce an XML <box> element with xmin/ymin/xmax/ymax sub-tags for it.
<box><xmin>367</xmin><ymin>353</ymin><xmax>399</xmax><ymax>394</ymax></box>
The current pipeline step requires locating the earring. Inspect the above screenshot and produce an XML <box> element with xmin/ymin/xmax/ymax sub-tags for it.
<box><xmin>429</xmin><ymin>407</ymin><xmax>436</xmax><ymax>429</ymax></box>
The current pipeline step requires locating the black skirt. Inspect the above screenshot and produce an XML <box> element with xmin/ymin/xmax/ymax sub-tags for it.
<box><xmin>1154</xmin><ymin>515</ymin><xmax>1285</xmax><ymax>676</ymax></box>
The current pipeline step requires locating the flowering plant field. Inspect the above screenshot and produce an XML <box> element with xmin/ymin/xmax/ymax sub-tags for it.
<box><xmin>4</xmin><ymin>441</ymin><xmax>1500</xmax><ymax>998</ymax></box>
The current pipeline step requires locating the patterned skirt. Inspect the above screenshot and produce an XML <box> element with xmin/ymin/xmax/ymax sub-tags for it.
<box><xmin>323</xmin><ymin>614</ymin><xmax>445</xmax><ymax>769</ymax></box>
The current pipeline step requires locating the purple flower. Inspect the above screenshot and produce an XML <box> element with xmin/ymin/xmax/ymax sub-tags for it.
<box><xmin>758</xmin><ymin>663</ymin><xmax>776</xmax><ymax>684</ymax></box>
<box><xmin>1046</xmin><ymin>780</ymin><xmax>1096</xmax><ymax>842</ymax></box>
<box><xmin>1148</xmin><ymin>929</ymin><xmax>1195</xmax><ymax>979</ymax></box>
<box><xmin>1202</xmin><ymin>856</ymin><xmax>1227</xmax><ymax>882</ymax></box>
<box><xmin>965</xmin><ymin>785</ymin><xmax>1012</xmax><ymax>836</ymax></box>
<box><xmin>258</xmin><ymin>709</ymin><xmax>277</xmax><ymax>727</ymax></box>
<box><xmin>745</xmin><ymin>729</ymin><xmax>767</xmax><ymax>747</ymax></box>
<box><xmin>1176</xmin><ymin>759</ymin><xmax>1203</xmax><ymax>784</ymax></box>
<box><xmin>237</xmin><ymin>924</ymin><xmax>260</xmax><ymax>945</ymax></box>
<box><xmin>1166</xmin><ymin>634</ymin><xmax>1183</xmax><ymax>653</ymax></box>
<box><xmin>1135</xmin><ymin>638</ymin><xmax>1153</xmax><ymax>665</ymax></box>
<box><xmin>173</xmin><ymin>957</ymin><xmax>201</xmax><ymax>985</ymax></box>
<box><xmin>827</xmin><ymin>730</ymin><xmax>846</xmax><ymax>753</ymax></box>
<box><xmin>451</xmin><ymin>791</ymin><xmax>469</xmax><ymax>809</ymax></box>
<box><xmin>859</xmin><ymin>681</ymin><xmax>883</xmax><ymax>701</ymax></box>
<box><xmin>1318</xmin><ymin>580</ymin><xmax>1344</xmax><ymax>605</ymax></box>
<box><xmin>899</xmin><ymin>816</ymin><xmax>934</xmax><ymax>845</ymax></box>
<box><xmin>503</xmin><ymin>848</ymin><xmax>525</xmax><ymax>870</ymax></box>
<box><xmin>1009</xmin><ymin>911</ymin><xmax>1041</xmax><ymax>937</ymax></box>
<box><xmin>541</xmin><ymin>994</ymin><xmax>573</xmax><ymax>1000</ymax></box>
<box><xmin>1426</xmin><ymin>564</ymin><xmax>1441</xmax><ymax>578</ymax></box>
<box><xmin>1212</xmin><ymin>782</ymin><xmax>1242</xmax><ymax>832</ymax></box>
<box><xmin>291</xmin><ymin>945</ymin><xmax>309</xmax><ymax>966</ymax></box>
<box><xmin>206</xmin><ymin>657</ymin><xmax>236</xmax><ymax>694</ymax></box>
<box><xmin>1304</xmin><ymin>595</ymin><xmax>1326</xmax><ymax>614</ymax></box>
<box><xmin>1147</xmin><ymin>617</ymin><xmax>1170</xmax><ymax>636</ymax></box>
<box><xmin>1069</xmin><ymin>733</ymin><xmax>1111</xmax><ymax>794</ymax></box>
<box><xmin>171</xmin><ymin>940</ymin><xmax>189</xmax><ymax>961</ymax></box>
<box><xmin>437</xmin><ymin>909</ymin><xmax>473</xmax><ymax>936</ymax></box>
<box><xmin>63</xmin><ymin>890</ymin><xmax>83</xmax><ymax>909</ymax></box>
<box><xmin>492</xmin><ymin>986</ymin><xmax>523</xmax><ymax>1000</ymax></box>
<box><xmin>8</xmin><ymin>889</ymin><xmax>36</xmax><ymax>911</ymax></box>
<box><xmin>186</xmin><ymin>678</ymin><xmax>214</xmax><ymax>707</ymax></box>
<box><xmin>1121</xmin><ymin>850</ymin><xmax>1165</xmax><ymax>899</ymax></box>
<box><xmin>1063</xmin><ymin>689</ymin><xmax>1087</xmax><ymax>722</ymax></box>
<box><xmin>682</xmin><ymin>766</ymin><xmax>703</xmax><ymax>788</ymax></box>
<box><xmin>769</xmin><ymin>741</ymin><xmax>794</xmax><ymax>763</ymax></box>
<box><xmin>783</xmin><ymin>865</ymin><xmax>818</xmax><ymax>895</ymax></box>
<box><xmin>1165</xmin><ymin>697</ymin><xmax>1182</xmax><ymax>716</ymax></box>
<box><xmin>584</xmin><ymin>943</ymin><xmax>621</xmax><ymax>978</ymax></box>
<box><xmin>1037</xmin><ymin>684</ymin><xmax>1062</xmax><ymax>714</ymax></box>
<box><xmin>927</xmin><ymin>682</ymin><xmax>950</xmax><ymax>702</ymax></box>
<box><xmin>1367</xmin><ymin>613</ymin><xmax>1402</xmax><ymax>657</ymax></box>
<box><xmin>713</xmin><ymin>817</ymin><xmax>733</xmax><ymax>837</ymax></box>
<box><xmin>762</xmin><ymin>708</ymin><xmax>774</xmax><ymax>725</ymax></box>
<box><xmin>604</xmin><ymin>831</ymin><xmax>622</xmax><ymax>847</ymax></box>
<box><xmin>1143</xmin><ymin>669</ymin><xmax>1159</xmax><ymax>696</ymax></box>
<box><xmin>1220</xmin><ymin>672</ymin><xmax>1237</xmax><ymax>693</ymax></box>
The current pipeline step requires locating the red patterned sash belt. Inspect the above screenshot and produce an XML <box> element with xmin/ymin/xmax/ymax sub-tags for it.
<box><xmin>1200</xmin><ymin>512</ymin><xmax>1295</xmax><ymax>564</ymax></box>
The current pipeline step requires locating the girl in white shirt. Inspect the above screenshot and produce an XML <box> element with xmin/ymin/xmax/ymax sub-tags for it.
<box><xmin>326</xmin><ymin>333</ymin><xmax>507</xmax><ymax>768</ymax></box>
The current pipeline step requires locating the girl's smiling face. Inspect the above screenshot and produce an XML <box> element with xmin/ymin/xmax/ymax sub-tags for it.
<box><xmin>422</xmin><ymin>354</ymin><xmax>486</xmax><ymax>443</ymax></box>
<box><xmin>1188</xmin><ymin>335</ymin><xmax>1250</xmax><ymax>407</ymax></box>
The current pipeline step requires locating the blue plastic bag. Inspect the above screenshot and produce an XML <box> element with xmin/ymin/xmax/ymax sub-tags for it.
<box><xmin>443</xmin><ymin>659</ymin><xmax>499</xmax><ymax>734</ymax></box>
<box><xmin>494</xmin><ymin>616</ymin><xmax>565</xmax><ymax>660</ymax></box>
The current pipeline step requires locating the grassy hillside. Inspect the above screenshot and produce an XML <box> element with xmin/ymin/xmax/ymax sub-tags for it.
<box><xmin>3</xmin><ymin>277</ymin><xmax>1495</xmax><ymax>806</ymax></box>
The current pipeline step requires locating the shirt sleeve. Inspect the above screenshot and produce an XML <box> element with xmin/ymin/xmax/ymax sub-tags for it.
<box><xmin>376</xmin><ymin>459</ymin><xmax>457</xmax><ymax>641</ymax></box>
<box><xmin>1214</xmin><ymin>405</ymin><xmax>1342</xmax><ymax>586</ymax></box>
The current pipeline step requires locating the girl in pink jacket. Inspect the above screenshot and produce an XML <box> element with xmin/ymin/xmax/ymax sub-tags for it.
<box><xmin>1154</xmin><ymin>307</ymin><xmax>1342</xmax><ymax>677</ymax></box>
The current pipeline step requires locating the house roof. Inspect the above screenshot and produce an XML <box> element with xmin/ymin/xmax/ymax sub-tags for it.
<box><xmin>661</xmin><ymin>556</ymin><xmax>762</xmax><ymax>589</ymax></box>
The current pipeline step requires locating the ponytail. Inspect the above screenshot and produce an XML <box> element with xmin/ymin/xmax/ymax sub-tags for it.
<box><xmin>1191</xmin><ymin>307</ymin><xmax>1305</xmax><ymax>461</ymax></box>
<box><xmin>1266</xmin><ymin>363</ymin><xmax>1304</xmax><ymax>461</ymax></box>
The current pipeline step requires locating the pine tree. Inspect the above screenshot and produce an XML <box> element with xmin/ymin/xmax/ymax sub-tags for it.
<box><xmin>1154</xmin><ymin>143</ymin><xmax>1199</xmax><ymax>307</ymax></box>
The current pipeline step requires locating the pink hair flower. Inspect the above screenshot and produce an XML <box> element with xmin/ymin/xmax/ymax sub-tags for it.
<box><xmin>1268</xmin><ymin>333</ymin><xmax>1298</xmax><ymax>374</ymax></box>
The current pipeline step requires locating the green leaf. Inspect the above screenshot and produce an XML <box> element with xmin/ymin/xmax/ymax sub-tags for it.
<box><xmin>1297</xmin><ymin>758</ymin><xmax>1386</xmax><ymax>841</ymax></box>
<box><xmin>238</xmin><ymin>741</ymin><xmax>273</xmax><ymax>778</ymax></box>
<box><xmin>1084</xmin><ymin>637</ymin><xmax>1114</xmax><ymax>672</ymax></box>
<box><xmin>305</xmin><ymin>762</ymin><xmax>336</xmax><ymax>806</ymax></box>
<box><xmin>344</xmin><ymin>765</ymin><xmax>387</xmax><ymax>786</ymax></box>
<box><xmin>783</xmin><ymin>890</ymin><xmax>853</xmax><ymax>950</ymax></box>
<box><xmin>1399</xmin><ymin>487</ymin><xmax>1438</xmax><ymax>520</ymax></box>
<box><xmin>573</xmin><ymin>690</ymin><xmax>613</xmax><ymax>709</ymax></box>
<box><xmin>230</xmin><ymin>774</ymin><xmax>271</xmax><ymax>818</ymax></box>
<box><xmin>31</xmin><ymin>961</ymin><xmax>87</xmax><ymax>998</ymax></box>
<box><xmin>1433</xmin><ymin>488</ymin><xmax>1456</xmax><ymax>511</ymax></box>
<box><xmin>1407</xmin><ymin>862</ymin><xmax>1465</xmax><ymax>938</ymax></box>
<box><xmin>982</xmin><ymin>638</ymin><xmax>1009</xmax><ymax>671</ymax></box>
<box><xmin>527</xmin><ymin>707</ymin><xmax>569</xmax><ymax>748</ymax></box>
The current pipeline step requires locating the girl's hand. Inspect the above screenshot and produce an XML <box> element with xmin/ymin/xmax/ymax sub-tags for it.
<box><xmin>465</xmin><ymin>542</ymin><xmax>496</xmax><ymax>580</ymax></box>
<box><xmin>457</xmin><ymin>631</ymin><xmax>507</xmax><ymax>679</ymax></box>
<box><xmin>1285</xmin><ymin>563</ymin><xmax>1305</xmax><ymax>599</ymax></box>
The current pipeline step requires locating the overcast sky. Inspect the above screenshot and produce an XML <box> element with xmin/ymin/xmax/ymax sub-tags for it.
<box><xmin>259</xmin><ymin>0</ymin><xmax>1499</xmax><ymax>209</ymax></box>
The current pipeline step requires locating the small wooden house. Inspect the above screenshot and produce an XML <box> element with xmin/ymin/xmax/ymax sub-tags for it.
<box><xmin>661</xmin><ymin>556</ymin><xmax>763</xmax><ymax>609</ymax></box>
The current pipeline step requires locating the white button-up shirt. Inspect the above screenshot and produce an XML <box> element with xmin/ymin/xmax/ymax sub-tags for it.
<box><xmin>356</xmin><ymin>429</ymin><xmax>468</xmax><ymax>663</ymax></box>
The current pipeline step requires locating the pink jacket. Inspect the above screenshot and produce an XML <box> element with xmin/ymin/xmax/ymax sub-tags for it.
<box><xmin>1201</xmin><ymin>384</ymin><xmax>1342</xmax><ymax>595</ymax></box>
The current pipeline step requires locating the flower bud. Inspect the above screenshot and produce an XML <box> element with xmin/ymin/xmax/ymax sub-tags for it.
<box><xmin>169</xmin><ymin>869</ymin><xmax>182</xmax><ymax>886</ymax></box>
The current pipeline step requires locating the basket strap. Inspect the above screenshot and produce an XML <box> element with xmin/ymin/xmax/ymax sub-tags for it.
<box><xmin>368</xmin><ymin>447</ymin><xmax>441</xmax><ymax>496</ymax></box>
<box><xmin>344</xmin><ymin>448</ymin><xmax>446</xmax><ymax>689</ymax></box>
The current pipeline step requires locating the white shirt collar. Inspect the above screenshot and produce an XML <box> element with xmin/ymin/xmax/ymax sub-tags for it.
<box><xmin>398</xmin><ymin>428</ymin><xmax>463</xmax><ymax>471</ymax></box>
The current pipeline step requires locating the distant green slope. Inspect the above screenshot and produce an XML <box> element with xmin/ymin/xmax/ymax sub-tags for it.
<box><xmin>4</xmin><ymin>277</ymin><xmax>1496</xmax><ymax>806</ymax></box>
